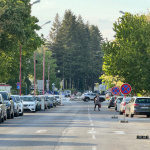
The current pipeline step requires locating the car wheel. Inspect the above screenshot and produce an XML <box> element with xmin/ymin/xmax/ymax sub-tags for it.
<box><xmin>1</xmin><ymin>113</ymin><xmax>4</xmax><ymax>122</ymax></box>
<box><xmin>147</xmin><ymin>115</ymin><xmax>150</xmax><ymax>118</ymax></box>
<box><xmin>126</xmin><ymin>114</ymin><xmax>129</xmax><ymax>117</ymax></box>
<box><xmin>130</xmin><ymin>113</ymin><xmax>134</xmax><ymax>118</ymax></box>
<box><xmin>108</xmin><ymin>106</ymin><xmax>110</xmax><ymax>108</ymax></box>
<box><xmin>11</xmin><ymin>111</ymin><xmax>14</xmax><ymax>119</ymax></box>
<box><xmin>4</xmin><ymin>114</ymin><xmax>7</xmax><ymax>120</ymax></box>
<box><xmin>7</xmin><ymin>110</ymin><xmax>11</xmax><ymax>119</ymax></box>
<box><xmin>0</xmin><ymin>115</ymin><xmax>1</xmax><ymax>124</ymax></box>
<box><xmin>119</xmin><ymin>111</ymin><xmax>123</xmax><ymax>115</ymax></box>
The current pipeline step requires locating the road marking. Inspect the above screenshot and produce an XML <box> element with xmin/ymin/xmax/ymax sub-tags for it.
<box><xmin>92</xmin><ymin>134</ymin><xmax>96</xmax><ymax>140</ymax></box>
<box><xmin>114</xmin><ymin>131</ymin><xmax>125</xmax><ymax>134</ymax></box>
<box><xmin>92</xmin><ymin>146</ymin><xmax>97</xmax><ymax>150</ymax></box>
<box><xmin>90</xmin><ymin>120</ymin><xmax>93</xmax><ymax>123</ymax></box>
<box><xmin>91</xmin><ymin>123</ymin><xmax>94</xmax><ymax>126</ymax></box>
<box><xmin>36</xmin><ymin>130</ymin><xmax>47</xmax><ymax>133</ymax></box>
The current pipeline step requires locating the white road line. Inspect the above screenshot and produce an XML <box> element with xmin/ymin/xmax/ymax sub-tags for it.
<box><xmin>90</xmin><ymin>120</ymin><xmax>93</xmax><ymax>123</ymax></box>
<box><xmin>114</xmin><ymin>131</ymin><xmax>125</xmax><ymax>134</ymax></box>
<box><xmin>35</xmin><ymin>130</ymin><xmax>47</xmax><ymax>133</ymax></box>
<box><xmin>92</xmin><ymin>134</ymin><xmax>96</xmax><ymax>140</ymax></box>
<box><xmin>91</xmin><ymin>123</ymin><xmax>94</xmax><ymax>126</ymax></box>
<box><xmin>92</xmin><ymin>146</ymin><xmax>97</xmax><ymax>150</ymax></box>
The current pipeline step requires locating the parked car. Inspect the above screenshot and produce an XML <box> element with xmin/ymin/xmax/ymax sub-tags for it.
<box><xmin>108</xmin><ymin>97</ymin><xmax>115</xmax><ymax>108</ymax></box>
<box><xmin>0</xmin><ymin>94</ymin><xmax>7</xmax><ymax>122</ymax></box>
<box><xmin>0</xmin><ymin>91</ymin><xmax>14</xmax><ymax>119</ymax></box>
<box><xmin>35</xmin><ymin>96</ymin><xmax>42</xmax><ymax>111</ymax></box>
<box><xmin>64</xmin><ymin>90</ymin><xmax>71</xmax><ymax>97</ymax></box>
<box><xmin>20</xmin><ymin>96</ymin><xmax>37</xmax><ymax>112</ymax></box>
<box><xmin>125</xmin><ymin>97</ymin><xmax>150</xmax><ymax>118</ymax></box>
<box><xmin>115</xmin><ymin>96</ymin><xmax>123</xmax><ymax>112</ymax></box>
<box><xmin>11</xmin><ymin>95</ymin><xmax>24</xmax><ymax>116</ymax></box>
<box><xmin>10</xmin><ymin>95</ymin><xmax>19</xmax><ymax>117</ymax></box>
<box><xmin>44</xmin><ymin>95</ymin><xmax>51</xmax><ymax>109</ymax></box>
<box><xmin>119</xmin><ymin>97</ymin><xmax>131</xmax><ymax>114</ymax></box>
<box><xmin>32</xmin><ymin>95</ymin><xmax>41</xmax><ymax>111</ymax></box>
<box><xmin>48</xmin><ymin>95</ymin><xmax>57</xmax><ymax>107</ymax></box>
<box><xmin>54</xmin><ymin>95</ymin><xmax>61</xmax><ymax>105</ymax></box>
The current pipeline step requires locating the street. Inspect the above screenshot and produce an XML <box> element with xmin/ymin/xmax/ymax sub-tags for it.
<box><xmin>0</xmin><ymin>99</ymin><xmax>150</xmax><ymax>150</ymax></box>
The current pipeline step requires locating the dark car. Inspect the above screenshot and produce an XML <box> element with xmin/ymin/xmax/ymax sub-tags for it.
<box><xmin>125</xmin><ymin>97</ymin><xmax>150</xmax><ymax>118</ymax></box>
<box><xmin>108</xmin><ymin>97</ymin><xmax>115</xmax><ymax>108</ymax></box>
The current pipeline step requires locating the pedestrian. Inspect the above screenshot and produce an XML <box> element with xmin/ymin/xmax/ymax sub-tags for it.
<box><xmin>94</xmin><ymin>94</ymin><xmax>101</xmax><ymax>111</ymax></box>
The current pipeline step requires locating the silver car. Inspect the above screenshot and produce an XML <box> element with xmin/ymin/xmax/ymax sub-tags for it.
<box><xmin>125</xmin><ymin>97</ymin><xmax>150</xmax><ymax>118</ymax></box>
<box><xmin>119</xmin><ymin>97</ymin><xmax>131</xmax><ymax>114</ymax></box>
<box><xmin>0</xmin><ymin>94</ymin><xmax>7</xmax><ymax>122</ymax></box>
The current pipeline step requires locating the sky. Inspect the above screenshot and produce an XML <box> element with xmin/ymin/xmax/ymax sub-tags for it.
<box><xmin>30</xmin><ymin>0</ymin><xmax>150</xmax><ymax>40</ymax></box>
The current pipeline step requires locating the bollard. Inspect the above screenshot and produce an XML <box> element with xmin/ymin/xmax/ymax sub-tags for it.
<box><xmin>119</xmin><ymin>109</ymin><xmax>128</xmax><ymax>123</ymax></box>
<box><xmin>137</xmin><ymin>135</ymin><xmax>149</xmax><ymax>139</ymax></box>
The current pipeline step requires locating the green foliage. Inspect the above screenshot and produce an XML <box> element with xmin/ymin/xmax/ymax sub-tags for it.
<box><xmin>103</xmin><ymin>12</ymin><xmax>150</xmax><ymax>94</ymax></box>
<box><xmin>0</xmin><ymin>0</ymin><xmax>43</xmax><ymax>94</ymax></box>
<box><xmin>48</xmin><ymin>10</ymin><xmax>103</xmax><ymax>90</ymax></box>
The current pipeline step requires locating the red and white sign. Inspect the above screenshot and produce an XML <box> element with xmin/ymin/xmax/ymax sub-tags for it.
<box><xmin>121</xmin><ymin>83</ymin><xmax>131</xmax><ymax>95</ymax></box>
<box><xmin>111</xmin><ymin>86</ymin><xmax>120</xmax><ymax>95</ymax></box>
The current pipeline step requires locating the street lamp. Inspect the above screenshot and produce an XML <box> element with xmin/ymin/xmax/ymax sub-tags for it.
<box><xmin>19</xmin><ymin>0</ymin><xmax>40</xmax><ymax>96</ymax></box>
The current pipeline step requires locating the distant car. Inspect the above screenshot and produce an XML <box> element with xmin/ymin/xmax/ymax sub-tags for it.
<box><xmin>0</xmin><ymin>94</ymin><xmax>7</xmax><ymax>122</ymax></box>
<box><xmin>125</xmin><ymin>97</ymin><xmax>150</xmax><ymax>118</ymax></box>
<box><xmin>83</xmin><ymin>93</ymin><xmax>96</xmax><ymax>102</ymax></box>
<box><xmin>48</xmin><ymin>95</ymin><xmax>57</xmax><ymax>107</ymax></box>
<box><xmin>10</xmin><ymin>95</ymin><xmax>19</xmax><ymax>117</ymax></box>
<box><xmin>108</xmin><ymin>97</ymin><xmax>115</xmax><ymax>108</ymax></box>
<box><xmin>54</xmin><ymin>95</ymin><xmax>61</xmax><ymax>105</ymax></box>
<box><xmin>64</xmin><ymin>90</ymin><xmax>71</xmax><ymax>97</ymax></box>
<box><xmin>115</xmin><ymin>96</ymin><xmax>123</xmax><ymax>112</ymax></box>
<box><xmin>119</xmin><ymin>97</ymin><xmax>131</xmax><ymax>115</ymax></box>
<box><xmin>20</xmin><ymin>96</ymin><xmax>36</xmax><ymax>112</ymax></box>
<box><xmin>11</xmin><ymin>95</ymin><xmax>24</xmax><ymax>116</ymax></box>
<box><xmin>0</xmin><ymin>91</ymin><xmax>14</xmax><ymax>119</ymax></box>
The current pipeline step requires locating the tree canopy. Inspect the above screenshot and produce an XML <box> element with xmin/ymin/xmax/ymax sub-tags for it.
<box><xmin>103</xmin><ymin>12</ymin><xmax>150</xmax><ymax>94</ymax></box>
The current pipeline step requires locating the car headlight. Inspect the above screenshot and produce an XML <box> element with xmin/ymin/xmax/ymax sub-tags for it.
<box><xmin>29</xmin><ymin>104</ymin><xmax>34</xmax><ymax>106</ymax></box>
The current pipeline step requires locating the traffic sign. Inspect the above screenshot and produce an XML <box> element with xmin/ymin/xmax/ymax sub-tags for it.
<box><xmin>111</xmin><ymin>86</ymin><xmax>120</xmax><ymax>95</ymax></box>
<box><xmin>120</xmin><ymin>83</ymin><xmax>131</xmax><ymax>95</ymax></box>
<box><xmin>17</xmin><ymin>82</ymin><xmax>20</xmax><ymax>86</ymax></box>
<box><xmin>17</xmin><ymin>85</ymin><xmax>20</xmax><ymax>89</ymax></box>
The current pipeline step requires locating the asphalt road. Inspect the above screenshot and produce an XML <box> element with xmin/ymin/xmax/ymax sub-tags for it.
<box><xmin>0</xmin><ymin>98</ymin><xmax>150</xmax><ymax>150</ymax></box>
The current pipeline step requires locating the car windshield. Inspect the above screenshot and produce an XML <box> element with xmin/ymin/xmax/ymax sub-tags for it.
<box><xmin>136</xmin><ymin>98</ymin><xmax>150</xmax><ymax>103</ymax></box>
<box><xmin>0</xmin><ymin>92</ymin><xmax>9</xmax><ymax>100</ymax></box>
<box><xmin>20</xmin><ymin>97</ymin><xmax>34</xmax><ymax>101</ymax></box>
<box><xmin>15</xmin><ymin>96</ymin><xmax>21</xmax><ymax>102</ymax></box>
<box><xmin>124</xmin><ymin>97</ymin><xmax>131</xmax><ymax>102</ymax></box>
<box><xmin>36</xmin><ymin>97</ymin><xmax>41</xmax><ymax>101</ymax></box>
<box><xmin>10</xmin><ymin>96</ymin><xmax>16</xmax><ymax>102</ymax></box>
<box><xmin>55</xmin><ymin>96</ymin><xmax>59</xmax><ymax>98</ymax></box>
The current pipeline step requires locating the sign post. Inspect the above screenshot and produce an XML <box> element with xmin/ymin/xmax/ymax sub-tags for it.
<box><xmin>111</xmin><ymin>86</ymin><xmax>120</xmax><ymax>119</ymax></box>
<box><xmin>120</xmin><ymin>83</ymin><xmax>132</xmax><ymax>123</ymax></box>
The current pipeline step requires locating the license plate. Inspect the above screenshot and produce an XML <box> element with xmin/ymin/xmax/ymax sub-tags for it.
<box><xmin>141</xmin><ymin>107</ymin><xmax>149</xmax><ymax>109</ymax></box>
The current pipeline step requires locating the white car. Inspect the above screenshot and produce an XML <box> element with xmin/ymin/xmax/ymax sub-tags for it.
<box><xmin>20</xmin><ymin>96</ymin><xmax>36</xmax><ymax>112</ymax></box>
<box><xmin>115</xmin><ymin>96</ymin><xmax>123</xmax><ymax>112</ymax></box>
<box><xmin>119</xmin><ymin>97</ymin><xmax>132</xmax><ymax>114</ymax></box>
<box><xmin>12</xmin><ymin>95</ymin><xmax>24</xmax><ymax>116</ymax></box>
<box><xmin>54</xmin><ymin>95</ymin><xmax>61</xmax><ymax>105</ymax></box>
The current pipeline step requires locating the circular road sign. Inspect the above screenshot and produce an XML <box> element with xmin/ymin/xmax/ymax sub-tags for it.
<box><xmin>120</xmin><ymin>83</ymin><xmax>132</xmax><ymax>95</ymax></box>
<box><xmin>111</xmin><ymin>86</ymin><xmax>120</xmax><ymax>95</ymax></box>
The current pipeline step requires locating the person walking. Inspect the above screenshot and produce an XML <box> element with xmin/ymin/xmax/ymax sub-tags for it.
<box><xmin>94</xmin><ymin>94</ymin><xmax>101</xmax><ymax>111</ymax></box>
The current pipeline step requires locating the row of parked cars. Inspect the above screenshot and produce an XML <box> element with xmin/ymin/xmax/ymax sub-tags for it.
<box><xmin>0</xmin><ymin>91</ymin><xmax>61</xmax><ymax>124</ymax></box>
<box><xmin>108</xmin><ymin>96</ymin><xmax>150</xmax><ymax>118</ymax></box>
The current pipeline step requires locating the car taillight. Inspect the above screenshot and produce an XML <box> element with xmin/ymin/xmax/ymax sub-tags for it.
<box><xmin>122</xmin><ymin>102</ymin><xmax>126</xmax><ymax>106</ymax></box>
<box><xmin>133</xmin><ymin>103</ymin><xmax>139</xmax><ymax>107</ymax></box>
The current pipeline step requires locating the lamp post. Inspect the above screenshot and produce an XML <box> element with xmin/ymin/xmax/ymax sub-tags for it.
<box><xmin>19</xmin><ymin>0</ymin><xmax>40</xmax><ymax>96</ymax></box>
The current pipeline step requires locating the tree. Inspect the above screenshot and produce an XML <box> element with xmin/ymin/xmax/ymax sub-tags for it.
<box><xmin>0</xmin><ymin>0</ymin><xmax>43</xmax><ymax>90</ymax></box>
<box><xmin>49</xmin><ymin>10</ymin><xmax>103</xmax><ymax>91</ymax></box>
<box><xmin>103</xmin><ymin>12</ymin><xmax>150</xmax><ymax>94</ymax></box>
